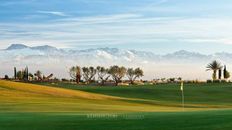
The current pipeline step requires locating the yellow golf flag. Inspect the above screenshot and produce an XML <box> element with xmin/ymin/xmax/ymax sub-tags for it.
<box><xmin>180</xmin><ymin>82</ymin><xmax>184</xmax><ymax>91</ymax></box>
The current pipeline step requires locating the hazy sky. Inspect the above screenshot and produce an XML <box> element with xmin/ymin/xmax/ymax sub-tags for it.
<box><xmin>1</xmin><ymin>0</ymin><xmax>232</xmax><ymax>54</ymax></box>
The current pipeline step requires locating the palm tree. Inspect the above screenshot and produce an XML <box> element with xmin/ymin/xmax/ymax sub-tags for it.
<box><xmin>206</xmin><ymin>60</ymin><xmax>222</xmax><ymax>80</ymax></box>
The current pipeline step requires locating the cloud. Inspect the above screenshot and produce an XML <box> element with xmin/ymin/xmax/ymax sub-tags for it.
<box><xmin>1</xmin><ymin>13</ymin><xmax>232</xmax><ymax>52</ymax></box>
<box><xmin>0</xmin><ymin>0</ymin><xmax>37</xmax><ymax>6</ymax></box>
<box><xmin>37</xmin><ymin>11</ymin><xmax>69</xmax><ymax>17</ymax></box>
<box><xmin>55</xmin><ymin>13</ymin><xmax>142</xmax><ymax>23</ymax></box>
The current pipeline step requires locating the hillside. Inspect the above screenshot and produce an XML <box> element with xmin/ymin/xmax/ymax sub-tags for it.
<box><xmin>1</xmin><ymin>80</ymin><xmax>231</xmax><ymax>113</ymax></box>
<box><xmin>2</xmin><ymin>80</ymin><xmax>232</xmax><ymax>130</ymax></box>
<box><xmin>38</xmin><ymin>82</ymin><xmax>232</xmax><ymax>109</ymax></box>
<box><xmin>0</xmin><ymin>80</ymin><xmax>189</xmax><ymax>113</ymax></box>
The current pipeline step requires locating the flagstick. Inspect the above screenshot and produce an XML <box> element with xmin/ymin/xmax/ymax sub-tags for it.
<box><xmin>180</xmin><ymin>82</ymin><xmax>185</xmax><ymax>111</ymax></box>
<box><xmin>182</xmin><ymin>87</ymin><xmax>185</xmax><ymax>111</ymax></box>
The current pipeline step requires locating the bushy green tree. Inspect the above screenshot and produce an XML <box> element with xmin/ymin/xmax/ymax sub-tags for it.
<box><xmin>224</xmin><ymin>65</ymin><xmax>230</xmax><ymax>80</ymax></box>
<box><xmin>177</xmin><ymin>77</ymin><xmax>182</xmax><ymax>81</ymax></box>
<box><xmin>17</xmin><ymin>71</ymin><xmax>23</xmax><ymax>80</ymax></box>
<box><xmin>224</xmin><ymin>71</ymin><xmax>230</xmax><ymax>80</ymax></box>
<box><xmin>4</xmin><ymin>75</ymin><xmax>9</xmax><ymax>80</ymax></box>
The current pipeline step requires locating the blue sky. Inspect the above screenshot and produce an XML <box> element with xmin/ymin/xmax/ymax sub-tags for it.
<box><xmin>1</xmin><ymin>0</ymin><xmax>232</xmax><ymax>54</ymax></box>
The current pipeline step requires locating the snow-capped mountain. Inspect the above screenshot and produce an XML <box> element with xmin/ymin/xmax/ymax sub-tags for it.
<box><xmin>1</xmin><ymin>44</ymin><xmax>232</xmax><ymax>80</ymax></box>
<box><xmin>2</xmin><ymin>44</ymin><xmax>158</xmax><ymax>63</ymax></box>
<box><xmin>6</xmin><ymin>44</ymin><xmax>29</xmax><ymax>50</ymax></box>
<box><xmin>6</xmin><ymin>44</ymin><xmax>59</xmax><ymax>53</ymax></box>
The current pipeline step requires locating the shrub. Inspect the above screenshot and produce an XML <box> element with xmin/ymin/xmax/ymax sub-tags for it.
<box><xmin>4</xmin><ymin>75</ymin><xmax>9</xmax><ymax>80</ymax></box>
<box><xmin>62</xmin><ymin>78</ymin><xmax>69</xmax><ymax>82</ymax></box>
<box><xmin>207</xmin><ymin>80</ymin><xmax>213</xmax><ymax>83</ymax></box>
<box><xmin>185</xmin><ymin>80</ymin><xmax>194</xmax><ymax>83</ymax></box>
<box><xmin>221</xmin><ymin>80</ymin><xmax>227</xmax><ymax>83</ymax></box>
<box><xmin>213</xmin><ymin>80</ymin><xmax>221</xmax><ymax>83</ymax></box>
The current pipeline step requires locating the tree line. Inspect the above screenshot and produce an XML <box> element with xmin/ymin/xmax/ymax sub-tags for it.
<box><xmin>69</xmin><ymin>65</ymin><xmax>144</xmax><ymax>86</ymax></box>
<box><xmin>13</xmin><ymin>67</ymin><xmax>53</xmax><ymax>81</ymax></box>
<box><xmin>206</xmin><ymin>60</ymin><xmax>230</xmax><ymax>81</ymax></box>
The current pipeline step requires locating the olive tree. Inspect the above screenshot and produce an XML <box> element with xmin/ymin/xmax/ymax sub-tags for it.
<box><xmin>69</xmin><ymin>66</ymin><xmax>81</xmax><ymax>84</ymax></box>
<box><xmin>127</xmin><ymin>67</ymin><xmax>144</xmax><ymax>84</ymax></box>
<box><xmin>82</xmin><ymin>66</ymin><xmax>96</xmax><ymax>83</ymax></box>
<box><xmin>96</xmin><ymin>66</ymin><xmax>110</xmax><ymax>85</ymax></box>
<box><xmin>108</xmin><ymin>65</ymin><xmax>126</xmax><ymax>86</ymax></box>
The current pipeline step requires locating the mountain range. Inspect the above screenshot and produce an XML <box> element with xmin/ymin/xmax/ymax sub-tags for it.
<box><xmin>1</xmin><ymin>44</ymin><xmax>232</xmax><ymax>80</ymax></box>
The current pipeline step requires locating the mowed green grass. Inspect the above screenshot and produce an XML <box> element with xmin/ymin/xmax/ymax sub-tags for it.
<box><xmin>38</xmin><ymin>82</ymin><xmax>232</xmax><ymax>107</ymax></box>
<box><xmin>2</xmin><ymin>80</ymin><xmax>232</xmax><ymax>130</ymax></box>
<box><xmin>1</xmin><ymin>110</ymin><xmax>232</xmax><ymax>130</ymax></box>
<box><xmin>0</xmin><ymin>80</ymin><xmax>180</xmax><ymax>113</ymax></box>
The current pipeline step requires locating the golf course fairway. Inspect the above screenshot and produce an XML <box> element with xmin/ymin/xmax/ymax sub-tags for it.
<box><xmin>1</xmin><ymin>80</ymin><xmax>232</xmax><ymax>130</ymax></box>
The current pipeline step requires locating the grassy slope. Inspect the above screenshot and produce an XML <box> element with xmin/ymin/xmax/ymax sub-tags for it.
<box><xmin>38</xmin><ymin>82</ymin><xmax>232</xmax><ymax>107</ymax></box>
<box><xmin>2</xmin><ymin>81</ymin><xmax>232</xmax><ymax>130</ymax></box>
<box><xmin>0</xmin><ymin>80</ymin><xmax>195</xmax><ymax>113</ymax></box>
